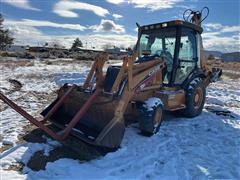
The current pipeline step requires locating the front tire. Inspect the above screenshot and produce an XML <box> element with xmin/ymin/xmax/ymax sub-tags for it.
<box><xmin>139</xmin><ymin>104</ymin><xmax>163</xmax><ymax>136</ymax></box>
<box><xmin>182</xmin><ymin>78</ymin><xmax>206</xmax><ymax>117</ymax></box>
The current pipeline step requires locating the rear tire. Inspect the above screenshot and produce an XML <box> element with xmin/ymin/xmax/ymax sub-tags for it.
<box><xmin>181</xmin><ymin>78</ymin><xmax>206</xmax><ymax>117</ymax></box>
<box><xmin>139</xmin><ymin>104</ymin><xmax>163</xmax><ymax>136</ymax></box>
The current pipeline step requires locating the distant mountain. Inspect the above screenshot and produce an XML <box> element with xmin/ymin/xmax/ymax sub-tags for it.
<box><xmin>204</xmin><ymin>50</ymin><xmax>222</xmax><ymax>59</ymax></box>
<box><xmin>204</xmin><ymin>50</ymin><xmax>240</xmax><ymax>62</ymax></box>
<box><xmin>221</xmin><ymin>52</ymin><xmax>240</xmax><ymax>62</ymax></box>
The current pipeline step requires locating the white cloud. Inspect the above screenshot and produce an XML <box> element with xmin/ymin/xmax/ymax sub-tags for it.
<box><xmin>204</xmin><ymin>23</ymin><xmax>223</xmax><ymax>31</ymax></box>
<box><xmin>10</xmin><ymin>24</ymin><xmax>237</xmax><ymax>52</ymax></box>
<box><xmin>90</xmin><ymin>19</ymin><xmax>125</xmax><ymax>34</ymax></box>
<box><xmin>7</xmin><ymin>24</ymin><xmax>42</xmax><ymax>37</ymax></box>
<box><xmin>5</xmin><ymin>24</ymin><xmax>51</xmax><ymax>46</ymax></box>
<box><xmin>107</xmin><ymin>0</ymin><xmax>183</xmax><ymax>11</ymax></box>
<box><xmin>222</xmin><ymin>26</ymin><xmax>240</xmax><ymax>33</ymax></box>
<box><xmin>201</xmin><ymin>23</ymin><xmax>240</xmax><ymax>52</ymax></box>
<box><xmin>129</xmin><ymin>0</ymin><xmax>183</xmax><ymax>11</ymax></box>
<box><xmin>204</xmin><ymin>23</ymin><xmax>240</xmax><ymax>33</ymax></box>
<box><xmin>2</xmin><ymin>0</ymin><xmax>40</xmax><ymax>11</ymax></box>
<box><xmin>4</xmin><ymin>18</ymin><xmax>239</xmax><ymax>52</ymax></box>
<box><xmin>84</xmin><ymin>34</ymin><xmax>136</xmax><ymax>49</ymax></box>
<box><xmin>202</xmin><ymin>32</ymin><xmax>240</xmax><ymax>52</ymax></box>
<box><xmin>4</xmin><ymin>23</ymin><xmax>136</xmax><ymax>49</ymax></box>
<box><xmin>202</xmin><ymin>32</ymin><xmax>221</xmax><ymax>39</ymax></box>
<box><xmin>113</xmin><ymin>14</ymin><xmax>123</xmax><ymax>20</ymax></box>
<box><xmin>203</xmin><ymin>36</ymin><xmax>239</xmax><ymax>52</ymax></box>
<box><xmin>106</xmin><ymin>0</ymin><xmax>125</xmax><ymax>5</ymax></box>
<box><xmin>232</xmin><ymin>34</ymin><xmax>240</xmax><ymax>40</ymax></box>
<box><xmin>53</xmin><ymin>0</ymin><xmax>109</xmax><ymax>18</ymax></box>
<box><xmin>5</xmin><ymin>19</ymin><xmax>86</xmax><ymax>31</ymax></box>
<box><xmin>6</xmin><ymin>21</ymin><xmax>239</xmax><ymax>52</ymax></box>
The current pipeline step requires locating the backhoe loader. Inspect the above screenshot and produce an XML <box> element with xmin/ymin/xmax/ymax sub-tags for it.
<box><xmin>0</xmin><ymin>8</ymin><xmax>222</xmax><ymax>148</ymax></box>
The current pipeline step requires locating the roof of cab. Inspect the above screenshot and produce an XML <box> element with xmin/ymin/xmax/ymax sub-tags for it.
<box><xmin>140</xmin><ymin>20</ymin><xmax>203</xmax><ymax>34</ymax></box>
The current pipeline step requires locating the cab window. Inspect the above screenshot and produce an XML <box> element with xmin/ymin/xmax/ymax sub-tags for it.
<box><xmin>175</xmin><ymin>28</ymin><xmax>197</xmax><ymax>84</ymax></box>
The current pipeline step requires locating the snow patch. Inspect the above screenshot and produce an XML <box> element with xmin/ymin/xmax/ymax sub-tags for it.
<box><xmin>1</xmin><ymin>170</ymin><xmax>26</xmax><ymax>180</ymax></box>
<box><xmin>143</xmin><ymin>97</ymin><xmax>163</xmax><ymax>111</ymax></box>
<box><xmin>207</xmin><ymin>97</ymin><xmax>225</xmax><ymax>106</ymax></box>
<box><xmin>1</xmin><ymin>138</ymin><xmax>61</xmax><ymax>170</ymax></box>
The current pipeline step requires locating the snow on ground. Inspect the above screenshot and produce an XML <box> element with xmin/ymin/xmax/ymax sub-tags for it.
<box><xmin>1</xmin><ymin>137</ymin><xmax>60</xmax><ymax>170</ymax></box>
<box><xmin>18</xmin><ymin>111</ymin><xmax>240</xmax><ymax>180</ymax></box>
<box><xmin>0</xmin><ymin>59</ymin><xmax>240</xmax><ymax>179</ymax></box>
<box><xmin>0</xmin><ymin>59</ymin><xmax>90</xmax><ymax>147</ymax></box>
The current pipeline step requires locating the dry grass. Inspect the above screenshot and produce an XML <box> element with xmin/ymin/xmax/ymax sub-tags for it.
<box><xmin>0</xmin><ymin>59</ymin><xmax>34</xmax><ymax>68</ymax></box>
<box><xmin>207</xmin><ymin>60</ymin><xmax>240</xmax><ymax>71</ymax></box>
<box><xmin>207</xmin><ymin>60</ymin><xmax>240</xmax><ymax>79</ymax></box>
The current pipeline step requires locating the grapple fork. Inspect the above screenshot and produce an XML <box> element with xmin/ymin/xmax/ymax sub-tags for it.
<box><xmin>0</xmin><ymin>86</ymin><xmax>102</xmax><ymax>141</ymax></box>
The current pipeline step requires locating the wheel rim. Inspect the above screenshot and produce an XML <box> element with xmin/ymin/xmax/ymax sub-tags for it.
<box><xmin>194</xmin><ymin>87</ymin><xmax>203</xmax><ymax>109</ymax></box>
<box><xmin>153</xmin><ymin>107</ymin><xmax>162</xmax><ymax>129</ymax></box>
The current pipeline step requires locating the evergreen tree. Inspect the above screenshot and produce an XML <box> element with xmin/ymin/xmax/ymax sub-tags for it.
<box><xmin>71</xmin><ymin>38</ymin><xmax>83</xmax><ymax>51</ymax></box>
<box><xmin>0</xmin><ymin>14</ymin><xmax>14</xmax><ymax>50</ymax></box>
<box><xmin>208</xmin><ymin>54</ymin><xmax>215</xmax><ymax>60</ymax></box>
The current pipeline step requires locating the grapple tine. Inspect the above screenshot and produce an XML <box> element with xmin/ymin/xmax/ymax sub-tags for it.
<box><xmin>0</xmin><ymin>87</ymin><xmax>104</xmax><ymax>143</ymax></box>
<box><xmin>42</xmin><ymin>84</ymin><xmax>77</xmax><ymax>123</ymax></box>
<box><xmin>0</xmin><ymin>92</ymin><xmax>63</xmax><ymax>141</ymax></box>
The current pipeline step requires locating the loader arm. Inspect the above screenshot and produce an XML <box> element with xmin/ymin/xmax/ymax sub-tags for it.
<box><xmin>83</xmin><ymin>53</ymin><xmax>108</xmax><ymax>89</ymax></box>
<box><xmin>95</xmin><ymin>56</ymin><xmax>166</xmax><ymax>146</ymax></box>
<box><xmin>109</xmin><ymin>56</ymin><xmax>166</xmax><ymax>119</ymax></box>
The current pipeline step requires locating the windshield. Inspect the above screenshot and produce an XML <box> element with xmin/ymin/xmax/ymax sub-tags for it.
<box><xmin>138</xmin><ymin>27</ymin><xmax>177</xmax><ymax>84</ymax></box>
<box><xmin>139</xmin><ymin>27</ymin><xmax>177</xmax><ymax>57</ymax></box>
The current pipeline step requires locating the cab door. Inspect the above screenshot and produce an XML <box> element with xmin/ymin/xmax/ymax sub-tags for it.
<box><xmin>174</xmin><ymin>28</ymin><xmax>198</xmax><ymax>84</ymax></box>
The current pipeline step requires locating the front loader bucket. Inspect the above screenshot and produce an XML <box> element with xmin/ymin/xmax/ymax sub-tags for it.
<box><xmin>0</xmin><ymin>84</ymin><xmax>125</xmax><ymax>149</ymax></box>
<box><xmin>41</xmin><ymin>85</ymin><xmax>125</xmax><ymax>148</ymax></box>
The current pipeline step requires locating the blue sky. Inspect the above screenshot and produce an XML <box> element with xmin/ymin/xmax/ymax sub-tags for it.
<box><xmin>1</xmin><ymin>0</ymin><xmax>240</xmax><ymax>52</ymax></box>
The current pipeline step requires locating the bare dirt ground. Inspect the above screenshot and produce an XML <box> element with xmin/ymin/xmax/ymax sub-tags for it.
<box><xmin>207</xmin><ymin>60</ymin><xmax>240</xmax><ymax>79</ymax></box>
<box><xmin>21</xmin><ymin>124</ymin><xmax>109</xmax><ymax>171</ymax></box>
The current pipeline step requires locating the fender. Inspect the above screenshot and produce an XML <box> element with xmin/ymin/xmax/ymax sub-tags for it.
<box><xmin>181</xmin><ymin>68</ymin><xmax>206</xmax><ymax>90</ymax></box>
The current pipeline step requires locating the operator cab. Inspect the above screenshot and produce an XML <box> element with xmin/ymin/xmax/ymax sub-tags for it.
<box><xmin>136</xmin><ymin>20</ymin><xmax>203</xmax><ymax>86</ymax></box>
